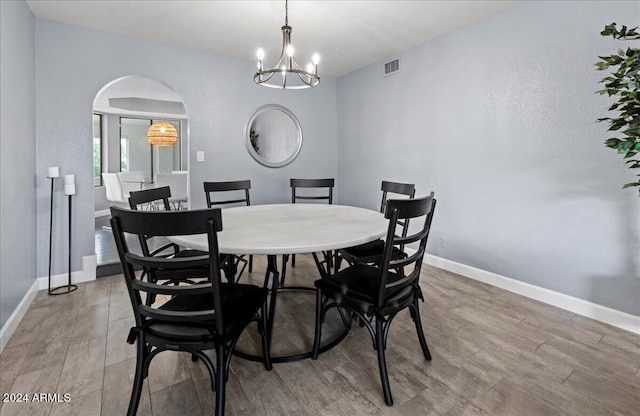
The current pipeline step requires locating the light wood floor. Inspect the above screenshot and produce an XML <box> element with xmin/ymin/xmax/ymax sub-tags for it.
<box><xmin>1</xmin><ymin>254</ymin><xmax>639</xmax><ymax>416</ymax></box>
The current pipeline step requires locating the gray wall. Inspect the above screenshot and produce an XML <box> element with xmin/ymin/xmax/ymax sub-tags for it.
<box><xmin>0</xmin><ymin>0</ymin><xmax>37</xmax><ymax>327</ymax></box>
<box><xmin>35</xmin><ymin>19</ymin><xmax>337</xmax><ymax>277</ymax></box>
<box><xmin>337</xmin><ymin>1</ymin><xmax>640</xmax><ymax>316</ymax></box>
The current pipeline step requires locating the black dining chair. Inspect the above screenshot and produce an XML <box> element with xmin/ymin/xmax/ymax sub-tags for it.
<box><xmin>282</xmin><ymin>178</ymin><xmax>335</xmax><ymax>284</ymax></box>
<box><xmin>336</xmin><ymin>181</ymin><xmax>415</xmax><ymax>271</ymax></box>
<box><xmin>204</xmin><ymin>180</ymin><xmax>253</xmax><ymax>281</ymax></box>
<box><xmin>312</xmin><ymin>193</ymin><xmax>436</xmax><ymax>406</ymax></box>
<box><xmin>128</xmin><ymin>187</ymin><xmax>218</xmax><ymax>304</ymax></box>
<box><xmin>110</xmin><ymin>206</ymin><xmax>272</xmax><ymax>416</ymax></box>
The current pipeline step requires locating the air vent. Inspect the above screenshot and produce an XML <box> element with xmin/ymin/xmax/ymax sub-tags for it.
<box><xmin>384</xmin><ymin>59</ymin><xmax>400</xmax><ymax>77</ymax></box>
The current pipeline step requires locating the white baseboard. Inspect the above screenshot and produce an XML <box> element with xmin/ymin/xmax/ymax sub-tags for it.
<box><xmin>0</xmin><ymin>280</ymin><xmax>39</xmax><ymax>353</ymax></box>
<box><xmin>37</xmin><ymin>254</ymin><xmax>97</xmax><ymax>290</ymax></box>
<box><xmin>423</xmin><ymin>253</ymin><xmax>640</xmax><ymax>335</ymax></box>
<box><xmin>0</xmin><ymin>255</ymin><xmax>97</xmax><ymax>353</ymax></box>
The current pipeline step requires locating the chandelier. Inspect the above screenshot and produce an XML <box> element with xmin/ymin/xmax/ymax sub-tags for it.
<box><xmin>254</xmin><ymin>0</ymin><xmax>320</xmax><ymax>89</ymax></box>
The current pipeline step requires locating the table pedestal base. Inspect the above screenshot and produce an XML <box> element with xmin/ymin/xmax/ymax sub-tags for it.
<box><xmin>233</xmin><ymin>252</ymin><xmax>350</xmax><ymax>364</ymax></box>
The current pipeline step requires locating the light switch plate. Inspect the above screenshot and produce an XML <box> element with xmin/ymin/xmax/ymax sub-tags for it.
<box><xmin>196</xmin><ymin>151</ymin><xmax>204</xmax><ymax>162</ymax></box>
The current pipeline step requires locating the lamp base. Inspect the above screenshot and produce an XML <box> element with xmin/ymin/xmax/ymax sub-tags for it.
<box><xmin>48</xmin><ymin>284</ymin><xmax>78</xmax><ymax>296</ymax></box>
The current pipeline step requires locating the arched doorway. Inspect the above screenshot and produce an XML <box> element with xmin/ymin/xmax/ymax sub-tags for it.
<box><xmin>92</xmin><ymin>76</ymin><xmax>188</xmax><ymax>272</ymax></box>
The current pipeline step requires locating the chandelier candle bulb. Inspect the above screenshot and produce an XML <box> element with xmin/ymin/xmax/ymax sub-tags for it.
<box><xmin>64</xmin><ymin>174</ymin><xmax>75</xmax><ymax>185</ymax></box>
<box><xmin>47</xmin><ymin>167</ymin><xmax>60</xmax><ymax>178</ymax></box>
<box><xmin>257</xmin><ymin>48</ymin><xmax>264</xmax><ymax>70</ymax></box>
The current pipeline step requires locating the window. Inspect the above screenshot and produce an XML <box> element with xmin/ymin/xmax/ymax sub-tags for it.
<box><xmin>93</xmin><ymin>113</ymin><xmax>102</xmax><ymax>186</ymax></box>
<box><xmin>120</xmin><ymin>117</ymin><xmax>181</xmax><ymax>182</ymax></box>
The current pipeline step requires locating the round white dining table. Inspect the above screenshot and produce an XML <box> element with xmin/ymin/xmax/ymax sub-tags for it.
<box><xmin>170</xmin><ymin>203</ymin><xmax>388</xmax><ymax>362</ymax></box>
<box><xmin>170</xmin><ymin>203</ymin><xmax>388</xmax><ymax>255</ymax></box>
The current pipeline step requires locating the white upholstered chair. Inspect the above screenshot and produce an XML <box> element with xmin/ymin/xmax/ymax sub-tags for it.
<box><xmin>102</xmin><ymin>173</ymin><xmax>128</xmax><ymax>207</ymax></box>
<box><xmin>117</xmin><ymin>171</ymin><xmax>145</xmax><ymax>197</ymax></box>
<box><xmin>156</xmin><ymin>172</ymin><xmax>188</xmax><ymax>210</ymax></box>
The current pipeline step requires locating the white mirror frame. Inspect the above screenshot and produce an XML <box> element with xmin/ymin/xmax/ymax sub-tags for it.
<box><xmin>244</xmin><ymin>104</ymin><xmax>302</xmax><ymax>168</ymax></box>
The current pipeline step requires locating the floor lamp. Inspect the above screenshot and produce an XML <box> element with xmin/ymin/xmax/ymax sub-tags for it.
<box><xmin>47</xmin><ymin>169</ymin><xmax>78</xmax><ymax>295</ymax></box>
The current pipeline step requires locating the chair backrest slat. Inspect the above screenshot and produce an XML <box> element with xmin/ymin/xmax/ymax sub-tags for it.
<box><xmin>128</xmin><ymin>186</ymin><xmax>172</xmax><ymax>210</ymax></box>
<box><xmin>380</xmin><ymin>181</ymin><xmax>415</xmax><ymax>213</ymax></box>
<box><xmin>291</xmin><ymin>178</ymin><xmax>334</xmax><ymax>204</ymax></box>
<box><xmin>204</xmin><ymin>180</ymin><xmax>251</xmax><ymax>208</ymax></box>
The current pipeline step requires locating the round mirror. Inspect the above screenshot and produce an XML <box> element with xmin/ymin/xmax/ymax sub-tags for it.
<box><xmin>244</xmin><ymin>104</ymin><xmax>302</xmax><ymax>168</ymax></box>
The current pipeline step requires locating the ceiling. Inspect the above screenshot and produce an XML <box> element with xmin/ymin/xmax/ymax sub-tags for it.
<box><xmin>26</xmin><ymin>0</ymin><xmax>518</xmax><ymax>78</ymax></box>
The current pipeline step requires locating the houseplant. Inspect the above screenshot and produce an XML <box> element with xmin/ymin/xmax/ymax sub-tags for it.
<box><xmin>596</xmin><ymin>23</ymin><xmax>640</xmax><ymax>193</ymax></box>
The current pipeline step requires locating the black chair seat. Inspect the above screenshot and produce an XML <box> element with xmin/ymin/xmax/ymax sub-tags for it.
<box><xmin>150</xmin><ymin>283</ymin><xmax>267</xmax><ymax>341</ymax></box>
<box><xmin>336</xmin><ymin>181</ymin><xmax>415</xmax><ymax>270</ymax></box>
<box><xmin>314</xmin><ymin>265</ymin><xmax>413</xmax><ymax>316</ymax></box>
<box><xmin>340</xmin><ymin>239</ymin><xmax>405</xmax><ymax>264</ymax></box>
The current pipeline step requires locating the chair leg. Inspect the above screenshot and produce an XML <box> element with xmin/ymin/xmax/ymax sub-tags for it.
<box><xmin>411</xmin><ymin>299</ymin><xmax>432</xmax><ymax>360</ymax></box>
<box><xmin>260</xmin><ymin>304</ymin><xmax>273</xmax><ymax>371</ymax></box>
<box><xmin>335</xmin><ymin>252</ymin><xmax>343</xmax><ymax>272</ymax></box>
<box><xmin>249</xmin><ymin>255</ymin><xmax>253</xmax><ymax>273</ymax></box>
<box><xmin>311</xmin><ymin>289</ymin><xmax>323</xmax><ymax>359</ymax></box>
<box><xmin>280</xmin><ymin>254</ymin><xmax>288</xmax><ymax>286</ymax></box>
<box><xmin>215</xmin><ymin>344</ymin><xmax>226</xmax><ymax>416</ymax></box>
<box><xmin>292</xmin><ymin>253</ymin><xmax>296</xmax><ymax>267</ymax></box>
<box><xmin>127</xmin><ymin>335</ymin><xmax>147</xmax><ymax>416</ymax></box>
<box><xmin>375</xmin><ymin>318</ymin><xmax>393</xmax><ymax>406</ymax></box>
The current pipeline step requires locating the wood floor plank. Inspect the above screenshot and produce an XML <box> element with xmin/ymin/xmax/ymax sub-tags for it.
<box><xmin>0</xmin><ymin>343</ymin><xmax>30</xmax><ymax>393</ymax></box>
<box><xmin>101</xmin><ymin>358</ymin><xmax>152</xmax><ymax>416</ymax></box>
<box><xmin>147</xmin><ymin>350</ymin><xmax>192</xmax><ymax>394</ymax></box>
<box><xmin>486</xmin><ymin>378</ymin><xmax>573</xmax><ymax>416</ymax></box>
<box><xmin>563</xmin><ymin>370</ymin><xmax>640</xmax><ymax>415</ymax></box>
<box><xmin>521</xmin><ymin>314</ymin><xmax>604</xmax><ymax>346</ymax></box>
<box><xmin>19</xmin><ymin>335</ymin><xmax>71</xmax><ymax>375</ymax></box>
<box><xmin>150</xmin><ymin>379</ymin><xmax>204</xmax><ymax>416</ymax></box>
<box><xmin>105</xmin><ymin>316</ymin><xmax>136</xmax><ymax>366</ymax></box>
<box><xmin>470</xmin><ymin>343</ymin><xmax>573</xmax><ymax>384</ymax></box>
<box><xmin>5</xmin><ymin>306</ymin><xmax>50</xmax><ymax>348</ymax></box>
<box><xmin>57</xmin><ymin>336</ymin><xmax>106</xmax><ymax>398</ymax></box>
<box><xmin>69</xmin><ymin>303</ymin><xmax>109</xmax><ymax>344</ymax></box>
<box><xmin>1</xmin><ymin>364</ymin><xmax>62</xmax><ymax>416</ymax></box>
<box><xmin>239</xmin><ymin>370</ymin><xmax>308</xmax><ymax>416</ymax></box>
<box><xmin>49</xmin><ymin>390</ymin><xmax>102</xmax><ymax>416</ymax></box>
<box><xmin>536</xmin><ymin>337</ymin><xmax>640</xmax><ymax>392</ymax></box>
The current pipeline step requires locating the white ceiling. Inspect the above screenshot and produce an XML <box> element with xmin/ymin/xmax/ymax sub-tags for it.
<box><xmin>26</xmin><ymin>0</ymin><xmax>518</xmax><ymax>78</ymax></box>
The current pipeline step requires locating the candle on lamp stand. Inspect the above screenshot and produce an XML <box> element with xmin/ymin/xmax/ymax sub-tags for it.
<box><xmin>47</xmin><ymin>166</ymin><xmax>60</xmax><ymax>178</ymax></box>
